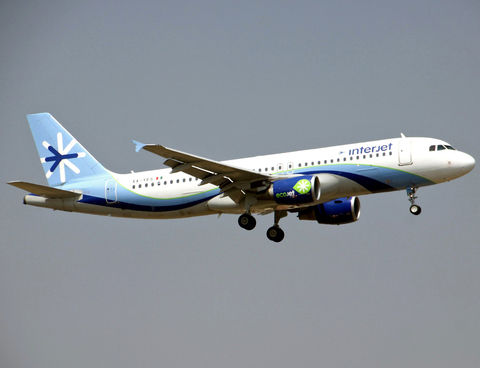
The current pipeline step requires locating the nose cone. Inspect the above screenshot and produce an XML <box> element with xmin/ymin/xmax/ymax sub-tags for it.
<box><xmin>461</xmin><ymin>153</ymin><xmax>475</xmax><ymax>174</ymax></box>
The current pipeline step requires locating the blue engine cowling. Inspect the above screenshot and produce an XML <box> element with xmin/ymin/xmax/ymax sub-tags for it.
<box><xmin>297</xmin><ymin>196</ymin><xmax>361</xmax><ymax>225</ymax></box>
<box><xmin>271</xmin><ymin>175</ymin><xmax>321</xmax><ymax>205</ymax></box>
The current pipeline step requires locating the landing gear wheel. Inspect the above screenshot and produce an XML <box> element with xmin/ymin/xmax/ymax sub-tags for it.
<box><xmin>410</xmin><ymin>204</ymin><xmax>422</xmax><ymax>215</ymax></box>
<box><xmin>238</xmin><ymin>214</ymin><xmax>256</xmax><ymax>230</ymax></box>
<box><xmin>406</xmin><ymin>187</ymin><xmax>421</xmax><ymax>216</ymax></box>
<box><xmin>266</xmin><ymin>226</ymin><xmax>285</xmax><ymax>243</ymax></box>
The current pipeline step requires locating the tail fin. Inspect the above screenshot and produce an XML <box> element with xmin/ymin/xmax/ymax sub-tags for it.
<box><xmin>27</xmin><ymin>113</ymin><xmax>110</xmax><ymax>187</ymax></box>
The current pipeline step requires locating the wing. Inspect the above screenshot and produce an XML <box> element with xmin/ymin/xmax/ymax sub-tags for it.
<box><xmin>133</xmin><ymin>141</ymin><xmax>276</xmax><ymax>203</ymax></box>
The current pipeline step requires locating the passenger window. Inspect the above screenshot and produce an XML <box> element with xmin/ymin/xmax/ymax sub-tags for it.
<box><xmin>132</xmin><ymin>185</ymin><xmax>135</xmax><ymax>189</ymax></box>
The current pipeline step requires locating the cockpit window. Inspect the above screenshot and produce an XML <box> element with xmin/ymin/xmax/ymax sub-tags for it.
<box><xmin>430</xmin><ymin>144</ymin><xmax>456</xmax><ymax>152</ymax></box>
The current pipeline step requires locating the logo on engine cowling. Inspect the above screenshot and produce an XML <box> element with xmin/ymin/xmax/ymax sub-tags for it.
<box><xmin>293</xmin><ymin>179</ymin><xmax>311</xmax><ymax>194</ymax></box>
<box><xmin>276</xmin><ymin>179</ymin><xmax>311</xmax><ymax>199</ymax></box>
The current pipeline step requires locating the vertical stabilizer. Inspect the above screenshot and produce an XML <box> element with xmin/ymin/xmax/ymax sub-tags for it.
<box><xmin>27</xmin><ymin>113</ymin><xmax>110</xmax><ymax>187</ymax></box>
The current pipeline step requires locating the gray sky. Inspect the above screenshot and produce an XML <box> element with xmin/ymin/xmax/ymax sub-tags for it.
<box><xmin>1</xmin><ymin>1</ymin><xmax>479</xmax><ymax>367</ymax></box>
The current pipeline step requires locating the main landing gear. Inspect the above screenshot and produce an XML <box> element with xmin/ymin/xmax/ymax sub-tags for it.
<box><xmin>238</xmin><ymin>213</ymin><xmax>256</xmax><ymax>230</ymax></box>
<box><xmin>238</xmin><ymin>210</ymin><xmax>288</xmax><ymax>243</ymax></box>
<box><xmin>406</xmin><ymin>187</ymin><xmax>422</xmax><ymax>216</ymax></box>
<box><xmin>266</xmin><ymin>225</ymin><xmax>284</xmax><ymax>243</ymax></box>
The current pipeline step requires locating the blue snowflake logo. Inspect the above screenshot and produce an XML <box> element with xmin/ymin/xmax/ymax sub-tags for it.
<box><xmin>41</xmin><ymin>133</ymin><xmax>86</xmax><ymax>183</ymax></box>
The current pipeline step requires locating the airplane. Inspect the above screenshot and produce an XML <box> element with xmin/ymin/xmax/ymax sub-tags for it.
<box><xmin>8</xmin><ymin>113</ymin><xmax>475</xmax><ymax>242</ymax></box>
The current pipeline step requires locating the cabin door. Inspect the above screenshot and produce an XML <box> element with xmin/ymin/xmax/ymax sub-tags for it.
<box><xmin>398</xmin><ymin>139</ymin><xmax>412</xmax><ymax>166</ymax></box>
<box><xmin>105</xmin><ymin>179</ymin><xmax>118</xmax><ymax>204</ymax></box>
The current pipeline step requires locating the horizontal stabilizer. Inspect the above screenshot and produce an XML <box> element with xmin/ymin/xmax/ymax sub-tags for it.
<box><xmin>7</xmin><ymin>181</ymin><xmax>81</xmax><ymax>198</ymax></box>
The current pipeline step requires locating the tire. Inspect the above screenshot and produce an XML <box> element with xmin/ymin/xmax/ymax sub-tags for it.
<box><xmin>238</xmin><ymin>214</ymin><xmax>256</xmax><ymax>230</ymax></box>
<box><xmin>266</xmin><ymin>226</ymin><xmax>285</xmax><ymax>242</ymax></box>
<box><xmin>410</xmin><ymin>204</ymin><xmax>422</xmax><ymax>216</ymax></box>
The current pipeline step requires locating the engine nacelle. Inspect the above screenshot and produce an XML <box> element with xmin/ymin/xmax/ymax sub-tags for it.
<box><xmin>264</xmin><ymin>175</ymin><xmax>321</xmax><ymax>205</ymax></box>
<box><xmin>298</xmin><ymin>196</ymin><xmax>361</xmax><ymax>225</ymax></box>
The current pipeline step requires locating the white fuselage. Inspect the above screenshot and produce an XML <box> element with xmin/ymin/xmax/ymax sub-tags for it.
<box><xmin>24</xmin><ymin>136</ymin><xmax>475</xmax><ymax>219</ymax></box>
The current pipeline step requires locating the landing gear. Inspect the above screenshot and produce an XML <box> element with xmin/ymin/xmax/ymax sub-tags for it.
<box><xmin>267</xmin><ymin>226</ymin><xmax>284</xmax><ymax>242</ymax></box>
<box><xmin>238</xmin><ymin>213</ymin><xmax>256</xmax><ymax>230</ymax></box>
<box><xmin>266</xmin><ymin>210</ymin><xmax>288</xmax><ymax>243</ymax></box>
<box><xmin>406</xmin><ymin>187</ymin><xmax>422</xmax><ymax>216</ymax></box>
<box><xmin>238</xmin><ymin>209</ymin><xmax>288</xmax><ymax>242</ymax></box>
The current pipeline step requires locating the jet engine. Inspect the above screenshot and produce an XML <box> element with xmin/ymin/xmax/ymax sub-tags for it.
<box><xmin>265</xmin><ymin>175</ymin><xmax>321</xmax><ymax>205</ymax></box>
<box><xmin>297</xmin><ymin>196</ymin><xmax>361</xmax><ymax>225</ymax></box>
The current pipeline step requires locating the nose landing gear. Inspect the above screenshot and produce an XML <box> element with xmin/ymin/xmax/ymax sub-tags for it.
<box><xmin>407</xmin><ymin>187</ymin><xmax>422</xmax><ymax>215</ymax></box>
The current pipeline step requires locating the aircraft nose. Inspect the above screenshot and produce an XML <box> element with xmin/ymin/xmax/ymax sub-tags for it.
<box><xmin>461</xmin><ymin>153</ymin><xmax>475</xmax><ymax>174</ymax></box>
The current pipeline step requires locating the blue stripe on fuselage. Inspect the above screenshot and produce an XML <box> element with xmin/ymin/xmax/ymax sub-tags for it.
<box><xmin>297</xmin><ymin>164</ymin><xmax>433</xmax><ymax>192</ymax></box>
<box><xmin>78</xmin><ymin>190</ymin><xmax>220</xmax><ymax>212</ymax></box>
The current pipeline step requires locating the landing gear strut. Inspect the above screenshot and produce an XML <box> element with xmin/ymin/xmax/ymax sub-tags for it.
<box><xmin>406</xmin><ymin>187</ymin><xmax>422</xmax><ymax>215</ymax></box>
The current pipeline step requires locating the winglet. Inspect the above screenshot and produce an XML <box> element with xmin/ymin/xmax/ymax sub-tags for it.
<box><xmin>132</xmin><ymin>140</ymin><xmax>147</xmax><ymax>153</ymax></box>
